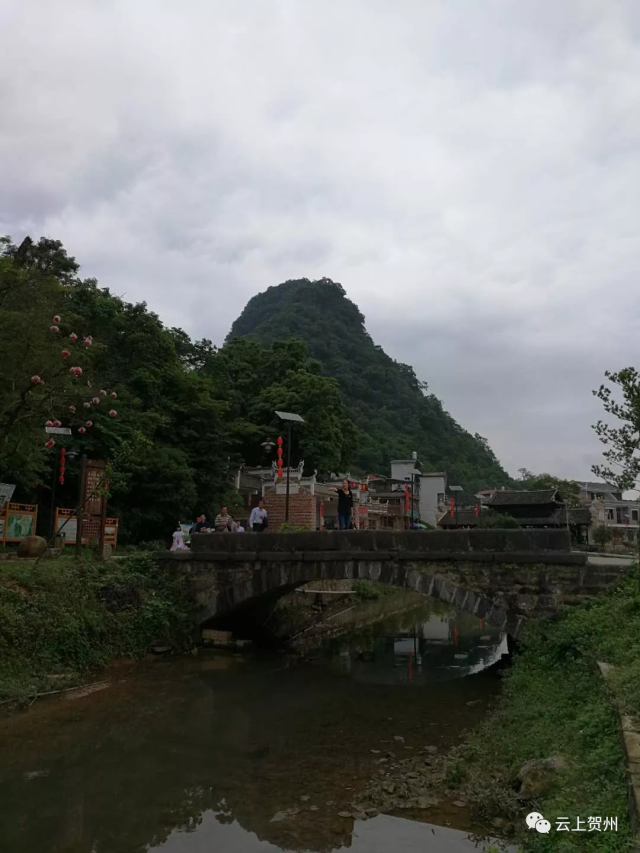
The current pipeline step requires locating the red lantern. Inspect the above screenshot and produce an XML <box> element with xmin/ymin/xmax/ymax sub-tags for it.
<box><xmin>277</xmin><ymin>436</ymin><xmax>283</xmax><ymax>446</ymax></box>
<box><xmin>69</xmin><ymin>333</ymin><xmax>78</xmax><ymax>342</ymax></box>
<box><xmin>61</xmin><ymin>350</ymin><xmax>70</xmax><ymax>358</ymax></box>
<box><xmin>449</xmin><ymin>499</ymin><xmax>455</xmax><ymax>516</ymax></box>
<box><xmin>60</xmin><ymin>448</ymin><xmax>66</xmax><ymax>457</ymax></box>
<box><xmin>277</xmin><ymin>447</ymin><xmax>283</xmax><ymax>457</ymax></box>
<box><xmin>277</xmin><ymin>469</ymin><xmax>283</xmax><ymax>478</ymax></box>
<box><xmin>277</xmin><ymin>457</ymin><xmax>283</xmax><ymax>468</ymax></box>
<box><xmin>50</xmin><ymin>325</ymin><xmax>59</xmax><ymax>333</ymax></box>
<box><xmin>53</xmin><ymin>315</ymin><xmax>61</xmax><ymax>324</ymax></box>
<box><xmin>108</xmin><ymin>409</ymin><xmax>117</xmax><ymax>417</ymax></box>
<box><xmin>59</xmin><ymin>475</ymin><xmax>65</xmax><ymax>484</ymax></box>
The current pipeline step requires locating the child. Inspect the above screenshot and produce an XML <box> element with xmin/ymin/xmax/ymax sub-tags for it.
<box><xmin>170</xmin><ymin>523</ymin><xmax>188</xmax><ymax>551</ymax></box>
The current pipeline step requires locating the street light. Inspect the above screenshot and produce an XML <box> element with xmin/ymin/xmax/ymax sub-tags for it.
<box><xmin>276</xmin><ymin>411</ymin><xmax>305</xmax><ymax>523</ymax></box>
<box><xmin>450</xmin><ymin>485</ymin><xmax>463</xmax><ymax>527</ymax></box>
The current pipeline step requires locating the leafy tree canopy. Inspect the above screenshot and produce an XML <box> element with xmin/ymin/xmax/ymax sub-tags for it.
<box><xmin>515</xmin><ymin>469</ymin><xmax>583</xmax><ymax>507</ymax></box>
<box><xmin>592</xmin><ymin>367</ymin><xmax>640</xmax><ymax>493</ymax></box>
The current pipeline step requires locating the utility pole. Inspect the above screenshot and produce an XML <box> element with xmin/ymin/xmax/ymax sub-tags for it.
<box><xmin>285</xmin><ymin>421</ymin><xmax>292</xmax><ymax>523</ymax></box>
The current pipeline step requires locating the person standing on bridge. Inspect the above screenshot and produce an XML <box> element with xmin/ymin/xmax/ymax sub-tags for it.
<box><xmin>249</xmin><ymin>499</ymin><xmax>268</xmax><ymax>532</ymax></box>
<box><xmin>333</xmin><ymin>479</ymin><xmax>354</xmax><ymax>530</ymax></box>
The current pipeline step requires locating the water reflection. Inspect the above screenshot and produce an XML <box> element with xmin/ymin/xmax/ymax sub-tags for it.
<box><xmin>314</xmin><ymin>605</ymin><xmax>508</xmax><ymax>686</ymax></box>
<box><xmin>152</xmin><ymin>810</ymin><xmax>512</xmax><ymax>852</ymax></box>
<box><xmin>0</xmin><ymin>604</ymin><xmax>507</xmax><ymax>853</ymax></box>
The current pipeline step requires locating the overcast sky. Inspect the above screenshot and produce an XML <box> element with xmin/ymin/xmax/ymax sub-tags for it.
<box><xmin>2</xmin><ymin>1</ymin><xmax>639</xmax><ymax>481</ymax></box>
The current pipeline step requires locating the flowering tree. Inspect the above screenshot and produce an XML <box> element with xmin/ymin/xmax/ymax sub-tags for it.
<box><xmin>0</xmin><ymin>244</ymin><xmax>118</xmax><ymax>485</ymax></box>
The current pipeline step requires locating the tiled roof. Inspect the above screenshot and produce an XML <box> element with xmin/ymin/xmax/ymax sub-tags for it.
<box><xmin>485</xmin><ymin>489</ymin><xmax>560</xmax><ymax>507</ymax></box>
<box><xmin>576</xmin><ymin>481</ymin><xmax>621</xmax><ymax>494</ymax></box>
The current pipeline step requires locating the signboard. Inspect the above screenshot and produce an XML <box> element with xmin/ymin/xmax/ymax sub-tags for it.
<box><xmin>54</xmin><ymin>508</ymin><xmax>118</xmax><ymax>548</ymax></box>
<box><xmin>45</xmin><ymin>426</ymin><xmax>72</xmax><ymax>435</ymax></box>
<box><xmin>55</xmin><ymin>508</ymin><xmax>77</xmax><ymax>544</ymax></box>
<box><xmin>0</xmin><ymin>483</ymin><xmax>16</xmax><ymax>510</ymax></box>
<box><xmin>1</xmin><ymin>503</ymin><xmax>38</xmax><ymax>544</ymax></box>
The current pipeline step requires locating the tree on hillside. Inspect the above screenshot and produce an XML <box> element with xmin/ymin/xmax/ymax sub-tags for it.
<box><xmin>203</xmin><ymin>337</ymin><xmax>359</xmax><ymax>476</ymax></box>
<box><xmin>592</xmin><ymin>367</ymin><xmax>640</xmax><ymax>492</ymax></box>
<box><xmin>515</xmin><ymin>469</ymin><xmax>582</xmax><ymax>506</ymax></box>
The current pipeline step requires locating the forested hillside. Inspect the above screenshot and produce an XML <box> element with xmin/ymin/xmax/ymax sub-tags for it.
<box><xmin>229</xmin><ymin>278</ymin><xmax>512</xmax><ymax>490</ymax></box>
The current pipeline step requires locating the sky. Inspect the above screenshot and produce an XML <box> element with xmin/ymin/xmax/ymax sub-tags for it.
<box><xmin>2</xmin><ymin>0</ymin><xmax>639</xmax><ymax>481</ymax></box>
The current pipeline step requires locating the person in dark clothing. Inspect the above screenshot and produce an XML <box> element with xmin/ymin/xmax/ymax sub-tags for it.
<box><xmin>191</xmin><ymin>514</ymin><xmax>207</xmax><ymax>534</ymax></box>
<box><xmin>333</xmin><ymin>479</ymin><xmax>354</xmax><ymax>530</ymax></box>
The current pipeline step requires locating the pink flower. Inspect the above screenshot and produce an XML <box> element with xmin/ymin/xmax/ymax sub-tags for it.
<box><xmin>61</xmin><ymin>350</ymin><xmax>70</xmax><ymax>359</ymax></box>
<box><xmin>53</xmin><ymin>315</ymin><xmax>61</xmax><ymax>324</ymax></box>
<box><xmin>84</xmin><ymin>337</ymin><xmax>92</xmax><ymax>347</ymax></box>
<box><xmin>86</xmin><ymin>420</ymin><xmax>93</xmax><ymax>427</ymax></box>
<box><xmin>70</xmin><ymin>366</ymin><xmax>83</xmax><ymax>376</ymax></box>
<box><xmin>52</xmin><ymin>420</ymin><xmax>61</xmax><ymax>428</ymax></box>
<box><xmin>31</xmin><ymin>375</ymin><xmax>40</xmax><ymax>383</ymax></box>
<box><xmin>78</xmin><ymin>427</ymin><xmax>86</xmax><ymax>434</ymax></box>
<box><xmin>86</xmin><ymin>379</ymin><xmax>91</xmax><ymax>387</ymax></box>
<box><xmin>50</xmin><ymin>325</ymin><xmax>59</xmax><ymax>333</ymax></box>
<box><xmin>45</xmin><ymin>419</ymin><xmax>53</xmax><ymax>427</ymax></box>
<box><xmin>83</xmin><ymin>402</ymin><xmax>91</xmax><ymax>409</ymax></box>
<box><xmin>69</xmin><ymin>332</ymin><xmax>78</xmax><ymax>342</ymax></box>
<box><xmin>45</xmin><ymin>438</ymin><xmax>55</xmax><ymax>449</ymax></box>
<box><xmin>69</xmin><ymin>405</ymin><xmax>76</xmax><ymax>413</ymax></box>
<box><xmin>111</xmin><ymin>391</ymin><xmax>117</xmax><ymax>399</ymax></box>
<box><xmin>109</xmin><ymin>409</ymin><xmax>117</xmax><ymax>418</ymax></box>
<box><xmin>99</xmin><ymin>389</ymin><xmax>107</xmax><ymax>397</ymax></box>
<box><xmin>92</xmin><ymin>397</ymin><xmax>100</xmax><ymax>405</ymax></box>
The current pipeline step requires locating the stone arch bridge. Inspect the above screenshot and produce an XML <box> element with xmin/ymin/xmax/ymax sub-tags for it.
<box><xmin>157</xmin><ymin>529</ymin><xmax>631</xmax><ymax>638</ymax></box>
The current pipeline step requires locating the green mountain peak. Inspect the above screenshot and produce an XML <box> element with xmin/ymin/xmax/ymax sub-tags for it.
<box><xmin>228</xmin><ymin>277</ymin><xmax>512</xmax><ymax>491</ymax></box>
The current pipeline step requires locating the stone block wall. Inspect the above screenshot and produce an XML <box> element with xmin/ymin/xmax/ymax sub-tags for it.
<box><xmin>264</xmin><ymin>489</ymin><xmax>316</xmax><ymax>531</ymax></box>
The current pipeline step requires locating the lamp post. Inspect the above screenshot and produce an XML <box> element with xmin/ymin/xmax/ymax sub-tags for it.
<box><xmin>276</xmin><ymin>411</ymin><xmax>305</xmax><ymax>523</ymax></box>
<box><xmin>450</xmin><ymin>485</ymin><xmax>463</xmax><ymax>528</ymax></box>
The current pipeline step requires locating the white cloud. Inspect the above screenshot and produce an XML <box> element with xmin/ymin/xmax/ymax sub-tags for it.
<box><xmin>2</xmin><ymin>0</ymin><xmax>640</xmax><ymax>479</ymax></box>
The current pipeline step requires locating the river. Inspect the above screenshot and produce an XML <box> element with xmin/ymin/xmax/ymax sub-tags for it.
<box><xmin>0</xmin><ymin>602</ymin><xmax>511</xmax><ymax>853</ymax></box>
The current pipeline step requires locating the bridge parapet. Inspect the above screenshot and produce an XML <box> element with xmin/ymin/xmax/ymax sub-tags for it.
<box><xmin>188</xmin><ymin>528</ymin><xmax>572</xmax><ymax>556</ymax></box>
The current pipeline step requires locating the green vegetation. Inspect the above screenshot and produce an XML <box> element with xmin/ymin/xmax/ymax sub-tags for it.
<box><xmin>0</xmin><ymin>240</ymin><xmax>356</xmax><ymax>542</ymax></box>
<box><xmin>228</xmin><ymin>277</ymin><xmax>512</xmax><ymax>491</ymax></box>
<box><xmin>457</xmin><ymin>577</ymin><xmax>640</xmax><ymax>851</ymax></box>
<box><xmin>592</xmin><ymin>367</ymin><xmax>640</xmax><ymax>492</ymax></box>
<box><xmin>0</xmin><ymin>553</ymin><xmax>195</xmax><ymax>706</ymax></box>
<box><xmin>352</xmin><ymin>579</ymin><xmax>398</xmax><ymax>600</ymax></box>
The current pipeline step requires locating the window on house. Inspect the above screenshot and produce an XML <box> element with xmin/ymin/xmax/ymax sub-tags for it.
<box><xmin>607</xmin><ymin>509</ymin><xmax>614</xmax><ymax>521</ymax></box>
<box><xmin>437</xmin><ymin>493</ymin><xmax>445</xmax><ymax>505</ymax></box>
<box><xmin>633</xmin><ymin>510</ymin><xmax>639</xmax><ymax>522</ymax></box>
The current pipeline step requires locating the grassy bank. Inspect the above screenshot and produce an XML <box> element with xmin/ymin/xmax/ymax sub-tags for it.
<box><xmin>0</xmin><ymin>553</ymin><xmax>195</xmax><ymax>707</ymax></box>
<box><xmin>455</xmin><ymin>575</ymin><xmax>640</xmax><ymax>852</ymax></box>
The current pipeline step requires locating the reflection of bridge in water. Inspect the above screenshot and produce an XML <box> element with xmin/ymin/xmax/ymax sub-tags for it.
<box><xmin>323</xmin><ymin>611</ymin><xmax>509</xmax><ymax>686</ymax></box>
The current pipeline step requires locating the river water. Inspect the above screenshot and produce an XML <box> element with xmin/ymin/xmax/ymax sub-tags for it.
<box><xmin>0</xmin><ymin>602</ymin><xmax>510</xmax><ymax>853</ymax></box>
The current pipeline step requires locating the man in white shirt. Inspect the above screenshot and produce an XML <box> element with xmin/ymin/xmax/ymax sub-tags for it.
<box><xmin>249</xmin><ymin>500</ymin><xmax>268</xmax><ymax>532</ymax></box>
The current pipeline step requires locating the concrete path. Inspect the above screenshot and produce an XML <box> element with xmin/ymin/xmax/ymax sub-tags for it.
<box><xmin>585</xmin><ymin>553</ymin><xmax>636</xmax><ymax>567</ymax></box>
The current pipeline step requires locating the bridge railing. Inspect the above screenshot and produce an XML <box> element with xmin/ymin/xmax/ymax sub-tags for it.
<box><xmin>188</xmin><ymin>528</ymin><xmax>572</xmax><ymax>555</ymax></box>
